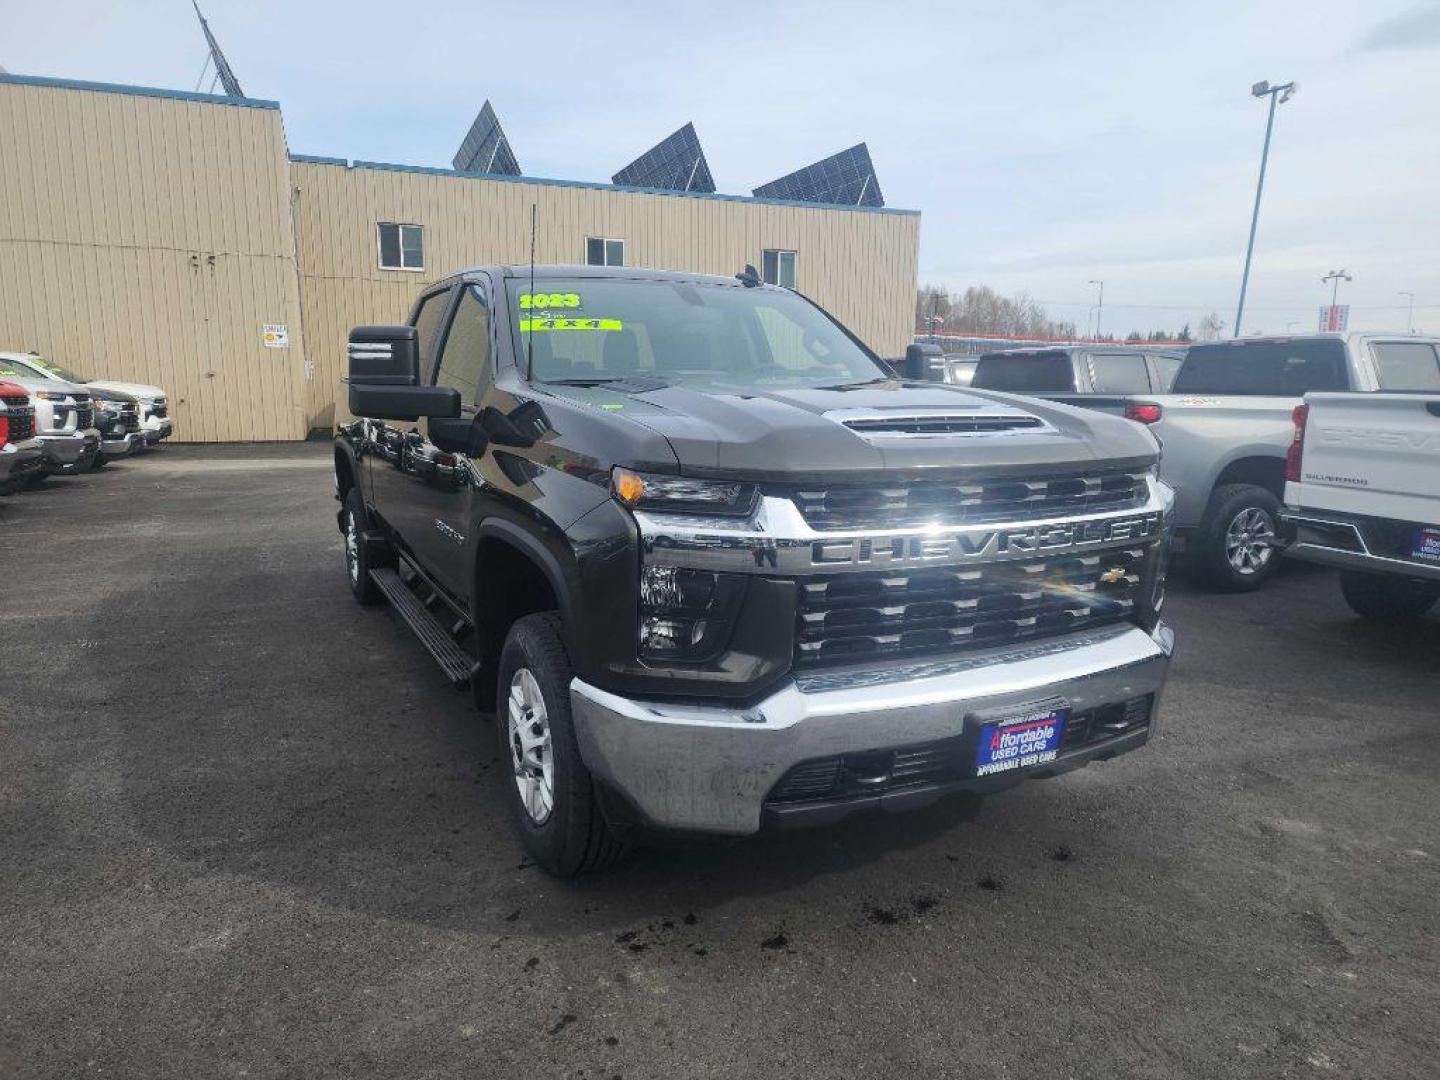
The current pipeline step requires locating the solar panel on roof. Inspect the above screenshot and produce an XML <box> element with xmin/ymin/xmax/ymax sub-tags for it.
<box><xmin>611</xmin><ymin>123</ymin><xmax>715</xmax><ymax>193</ymax></box>
<box><xmin>453</xmin><ymin>100</ymin><xmax>521</xmax><ymax>175</ymax></box>
<box><xmin>752</xmin><ymin>143</ymin><xmax>883</xmax><ymax>207</ymax></box>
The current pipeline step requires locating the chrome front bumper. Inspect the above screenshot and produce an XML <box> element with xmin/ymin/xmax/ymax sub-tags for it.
<box><xmin>143</xmin><ymin>418</ymin><xmax>173</xmax><ymax>444</ymax></box>
<box><xmin>39</xmin><ymin>429</ymin><xmax>100</xmax><ymax>470</ymax></box>
<box><xmin>571</xmin><ymin>621</ymin><xmax>1174</xmax><ymax>835</ymax></box>
<box><xmin>101</xmin><ymin>432</ymin><xmax>144</xmax><ymax>458</ymax></box>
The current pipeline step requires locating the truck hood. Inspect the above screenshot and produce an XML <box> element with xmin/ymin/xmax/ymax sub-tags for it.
<box><xmin>0</xmin><ymin>375</ymin><xmax>90</xmax><ymax>397</ymax></box>
<box><xmin>556</xmin><ymin>379</ymin><xmax>1159</xmax><ymax>481</ymax></box>
<box><xmin>85</xmin><ymin>379</ymin><xmax>165</xmax><ymax>399</ymax></box>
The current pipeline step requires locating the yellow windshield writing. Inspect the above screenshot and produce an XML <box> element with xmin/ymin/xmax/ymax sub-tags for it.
<box><xmin>520</xmin><ymin>318</ymin><xmax>623</xmax><ymax>332</ymax></box>
<box><xmin>518</xmin><ymin>292</ymin><xmax>582</xmax><ymax>310</ymax></box>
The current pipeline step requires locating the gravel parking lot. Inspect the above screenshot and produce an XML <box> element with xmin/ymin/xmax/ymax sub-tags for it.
<box><xmin>4</xmin><ymin>444</ymin><xmax>1438</xmax><ymax>1080</ymax></box>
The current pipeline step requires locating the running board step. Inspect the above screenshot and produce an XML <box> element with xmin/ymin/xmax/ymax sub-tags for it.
<box><xmin>369</xmin><ymin>567</ymin><xmax>477</xmax><ymax>688</ymax></box>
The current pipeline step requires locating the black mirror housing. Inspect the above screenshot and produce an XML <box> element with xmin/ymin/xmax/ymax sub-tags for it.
<box><xmin>348</xmin><ymin>325</ymin><xmax>419</xmax><ymax>385</ymax></box>
<box><xmin>904</xmin><ymin>343</ymin><xmax>945</xmax><ymax>381</ymax></box>
<box><xmin>349</xmin><ymin>384</ymin><xmax>460</xmax><ymax>421</ymax></box>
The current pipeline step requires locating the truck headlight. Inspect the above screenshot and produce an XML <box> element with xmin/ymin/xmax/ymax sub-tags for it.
<box><xmin>612</xmin><ymin>467</ymin><xmax>756</xmax><ymax>516</ymax></box>
<box><xmin>638</xmin><ymin>565</ymin><xmax>746</xmax><ymax>662</ymax></box>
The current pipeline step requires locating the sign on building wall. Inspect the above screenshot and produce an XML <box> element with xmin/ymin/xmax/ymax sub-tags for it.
<box><xmin>262</xmin><ymin>323</ymin><xmax>289</xmax><ymax>348</ymax></box>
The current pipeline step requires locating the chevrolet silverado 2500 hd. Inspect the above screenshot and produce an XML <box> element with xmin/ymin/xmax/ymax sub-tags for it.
<box><xmin>1281</xmin><ymin>382</ymin><xmax>1440</xmax><ymax>620</ymax></box>
<box><xmin>335</xmin><ymin>265</ymin><xmax>1176</xmax><ymax>875</ymax></box>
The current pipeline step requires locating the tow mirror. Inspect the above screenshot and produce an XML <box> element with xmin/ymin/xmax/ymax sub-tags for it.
<box><xmin>347</xmin><ymin>324</ymin><xmax>461</xmax><ymax>421</ymax></box>
<box><xmin>903</xmin><ymin>343</ymin><xmax>946</xmax><ymax>381</ymax></box>
<box><xmin>348</xmin><ymin>325</ymin><xmax>418</xmax><ymax>385</ymax></box>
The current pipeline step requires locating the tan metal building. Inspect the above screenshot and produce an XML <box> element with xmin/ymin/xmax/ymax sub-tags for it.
<box><xmin>1</xmin><ymin>74</ymin><xmax>921</xmax><ymax>441</ymax></box>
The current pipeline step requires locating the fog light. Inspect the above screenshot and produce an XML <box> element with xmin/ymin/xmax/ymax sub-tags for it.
<box><xmin>638</xmin><ymin>565</ymin><xmax>745</xmax><ymax>662</ymax></box>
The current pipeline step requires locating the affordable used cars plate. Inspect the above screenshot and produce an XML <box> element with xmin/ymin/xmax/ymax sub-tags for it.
<box><xmin>974</xmin><ymin>703</ymin><xmax>1068</xmax><ymax>777</ymax></box>
<box><xmin>1411</xmin><ymin>526</ymin><xmax>1440</xmax><ymax>564</ymax></box>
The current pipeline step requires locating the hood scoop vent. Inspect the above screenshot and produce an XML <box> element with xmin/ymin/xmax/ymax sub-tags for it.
<box><xmin>827</xmin><ymin>407</ymin><xmax>1051</xmax><ymax>438</ymax></box>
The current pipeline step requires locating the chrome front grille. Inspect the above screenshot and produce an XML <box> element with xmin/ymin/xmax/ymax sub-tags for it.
<box><xmin>795</xmin><ymin>547</ymin><xmax>1147</xmax><ymax>667</ymax></box>
<box><xmin>75</xmin><ymin>405</ymin><xmax>94</xmax><ymax>429</ymax></box>
<box><xmin>121</xmin><ymin>404</ymin><xmax>141</xmax><ymax>432</ymax></box>
<box><xmin>3</xmin><ymin>400</ymin><xmax>36</xmax><ymax>442</ymax></box>
<box><xmin>791</xmin><ymin>469</ymin><xmax>1150</xmax><ymax>531</ymax></box>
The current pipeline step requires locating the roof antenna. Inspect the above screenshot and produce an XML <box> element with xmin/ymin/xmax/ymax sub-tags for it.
<box><xmin>526</xmin><ymin>203</ymin><xmax>537</xmax><ymax>380</ymax></box>
<box><xmin>736</xmin><ymin>264</ymin><xmax>763</xmax><ymax>288</ymax></box>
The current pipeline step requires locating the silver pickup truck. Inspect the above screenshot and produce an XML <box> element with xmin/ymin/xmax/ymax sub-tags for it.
<box><xmin>978</xmin><ymin>333</ymin><xmax>1440</xmax><ymax>591</ymax></box>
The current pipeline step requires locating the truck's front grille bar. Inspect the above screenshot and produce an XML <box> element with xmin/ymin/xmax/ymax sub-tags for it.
<box><xmin>2</xmin><ymin>400</ymin><xmax>36</xmax><ymax>442</ymax></box>
<box><xmin>794</xmin><ymin>547</ymin><xmax>1146</xmax><ymax>667</ymax></box>
<box><xmin>792</xmin><ymin>469</ymin><xmax>1149</xmax><ymax>531</ymax></box>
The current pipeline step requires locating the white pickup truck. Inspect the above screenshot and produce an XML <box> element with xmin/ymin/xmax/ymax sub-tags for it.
<box><xmin>1282</xmin><ymin>383</ymin><xmax>1440</xmax><ymax>620</ymax></box>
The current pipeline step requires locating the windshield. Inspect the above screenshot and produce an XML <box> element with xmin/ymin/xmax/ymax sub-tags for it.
<box><xmin>971</xmin><ymin>351</ymin><xmax>1076</xmax><ymax>393</ymax></box>
<box><xmin>1173</xmin><ymin>339</ymin><xmax>1349</xmax><ymax>396</ymax></box>
<box><xmin>3</xmin><ymin>356</ymin><xmax>86</xmax><ymax>383</ymax></box>
<box><xmin>506</xmin><ymin>278</ymin><xmax>888</xmax><ymax>389</ymax></box>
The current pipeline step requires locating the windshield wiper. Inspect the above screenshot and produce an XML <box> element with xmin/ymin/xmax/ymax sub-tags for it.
<box><xmin>817</xmin><ymin>375</ymin><xmax>896</xmax><ymax>390</ymax></box>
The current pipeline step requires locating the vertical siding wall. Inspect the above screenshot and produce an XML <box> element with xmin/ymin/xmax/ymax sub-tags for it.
<box><xmin>0</xmin><ymin>76</ymin><xmax>920</xmax><ymax>440</ymax></box>
<box><xmin>0</xmin><ymin>80</ymin><xmax>309</xmax><ymax>441</ymax></box>
<box><xmin>293</xmin><ymin>162</ymin><xmax>920</xmax><ymax>430</ymax></box>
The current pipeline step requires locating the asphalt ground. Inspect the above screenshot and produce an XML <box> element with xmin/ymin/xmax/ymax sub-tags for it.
<box><xmin>3</xmin><ymin>443</ymin><xmax>1437</xmax><ymax>1080</ymax></box>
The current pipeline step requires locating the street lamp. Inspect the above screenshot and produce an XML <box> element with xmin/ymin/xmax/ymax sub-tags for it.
<box><xmin>1088</xmin><ymin>280</ymin><xmax>1104</xmax><ymax>340</ymax></box>
<box><xmin>1399</xmin><ymin>291</ymin><xmax>1416</xmax><ymax>333</ymax></box>
<box><xmin>1322</xmin><ymin>269</ymin><xmax>1352</xmax><ymax>307</ymax></box>
<box><xmin>1234</xmin><ymin>78</ymin><xmax>1297</xmax><ymax>337</ymax></box>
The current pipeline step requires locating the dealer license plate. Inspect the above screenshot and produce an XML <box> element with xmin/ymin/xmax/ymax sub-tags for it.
<box><xmin>974</xmin><ymin>704</ymin><xmax>1068</xmax><ymax>777</ymax></box>
<box><xmin>1411</xmin><ymin>526</ymin><xmax>1440</xmax><ymax>564</ymax></box>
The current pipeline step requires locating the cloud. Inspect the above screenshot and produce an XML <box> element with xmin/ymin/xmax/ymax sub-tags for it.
<box><xmin>1354</xmin><ymin>4</ymin><xmax>1440</xmax><ymax>52</ymax></box>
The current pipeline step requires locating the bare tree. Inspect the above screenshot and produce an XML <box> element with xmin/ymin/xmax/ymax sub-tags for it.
<box><xmin>917</xmin><ymin>284</ymin><xmax>1076</xmax><ymax>340</ymax></box>
<box><xmin>1196</xmin><ymin>312</ymin><xmax>1226</xmax><ymax>341</ymax></box>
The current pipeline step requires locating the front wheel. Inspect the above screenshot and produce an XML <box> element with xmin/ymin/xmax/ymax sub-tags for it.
<box><xmin>1339</xmin><ymin>571</ymin><xmax>1440</xmax><ymax>621</ymax></box>
<box><xmin>496</xmin><ymin>613</ymin><xmax>624</xmax><ymax>876</ymax></box>
<box><xmin>341</xmin><ymin>487</ymin><xmax>382</xmax><ymax>606</ymax></box>
<box><xmin>1194</xmin><ymin>484</ymin><xmax>1282</xmax><ymax>592</ymax></box>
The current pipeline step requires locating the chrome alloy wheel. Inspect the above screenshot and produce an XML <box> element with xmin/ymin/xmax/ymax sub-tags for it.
<box><xmin>1226</xmin><ymin>506</ymin><xmax>1276</xmax><ymax>575</ymax></box>
<box><xmin>344</xmin><ymin>510</ymin><xmax>360</xmax><ymax>584</ymax></box>
<box><xmin>507</xmin><ymin>668</ymin><xmax>555</xmax><ymax>824</ymax></box>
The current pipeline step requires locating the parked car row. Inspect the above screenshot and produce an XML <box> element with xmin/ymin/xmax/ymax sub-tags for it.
<box><xmin>0</xmin><ymin>351</ymin><xmax>172</xmax><ymax>495</ymax></box>
<box><xmin>911</xmin><ymin>332</ymin><xmax>1440</xmax><ymax>601</ymax></box>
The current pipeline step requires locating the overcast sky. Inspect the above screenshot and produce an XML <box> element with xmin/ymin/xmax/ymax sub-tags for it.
<box><xmin>5</xmin><ymin>0</ymin><xmax>1439</xmax><ymax>335</ymax></box>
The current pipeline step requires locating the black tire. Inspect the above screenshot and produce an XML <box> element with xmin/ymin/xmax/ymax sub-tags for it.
<box><xmin>341</xmin><ymin>487</ymin><xmax>382</xmax><ymax>606</ymax></box>
<box><xmin>91</xmin><ymin>454</ymin><xmax>108</xmax><ymax>471</ymax></box>
<box><xmin>496</xmin><ymin>612</ymin><xmax>624</xmax><ymax>876</ymax></box>
<box><xmin>1339</xmin><ymin>571</ymin><xmax>1440</xmax><ymax>621</ymax></box>
<box><xmin>1193</xmin><ymin>483</ymin><xmax>1282</xmax><ymax>592</ymax></box>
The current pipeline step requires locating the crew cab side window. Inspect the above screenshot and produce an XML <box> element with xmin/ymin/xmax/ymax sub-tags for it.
<box><xmin>1088</xmin><ymin>353</ymin><xmax>1151</xmax><ymax>394</ymax></box>
<box><xmin>433</xmin><ymin>285</ymin><xmax>492</xmax><ymax>408</ymax></box>
<box><xmin>1371</xmin><ymin>341</ymin><xmax>1440</xmax><ymax>392</ymax></box>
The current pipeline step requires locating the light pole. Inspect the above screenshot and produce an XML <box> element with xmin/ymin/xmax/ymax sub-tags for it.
<box><xmin>1399</xmin><ymin>291</ymin><xmax>1416</xmax><ymax>333</ymax></box>
<box><xmin>1234</xmin><ymin>79</ymin><xmax>1297</xmax><ymax>337</ymax></box>
<box><xmin>1088</xmin><ymin>280</ymin><xmax>1104</xmax><ymax>340</ymax></box>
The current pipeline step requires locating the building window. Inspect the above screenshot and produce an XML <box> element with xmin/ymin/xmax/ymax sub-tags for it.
<box><xmin>586</xmin><ymin>237</ymin><xmax>625</xmax><ymax>267</ymax></box>
<box><xmin>378</xmin><ymin>223</ymin><xmax>424</xmax><ymax>271</ymax></box>
<box><xmin>763</xmin><ymin>249</ymin><xmax>797</xmax><ymax>288</ymax></box>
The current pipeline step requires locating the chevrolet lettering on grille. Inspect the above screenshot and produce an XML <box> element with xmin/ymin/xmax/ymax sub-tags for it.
<box><xmin>810</xmin><ymin>513</ymin><xmax>1161</xmax><ymax>567</ymax></box>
